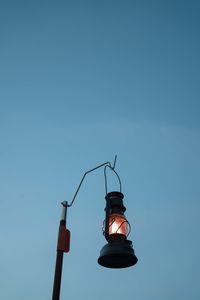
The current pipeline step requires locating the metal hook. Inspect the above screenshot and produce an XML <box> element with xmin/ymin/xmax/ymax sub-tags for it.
<box><xmin>112</xmin><ymin>155</ymin><xmax>117</xmax><ymax>169</ymax></box>
<box><xmin>67</xmin><ymin>155</ymin><xmax>121</xmax><ymax>207</ymax></box>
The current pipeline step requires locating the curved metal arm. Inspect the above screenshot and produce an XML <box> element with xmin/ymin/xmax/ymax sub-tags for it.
<box><xmin>67</xmin><ymin>155</ymin><xmax>121</xmax><ymax>207</ymax></box>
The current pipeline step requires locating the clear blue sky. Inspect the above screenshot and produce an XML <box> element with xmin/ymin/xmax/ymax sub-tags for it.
<box><xmin>0</xmin><ymin>1</ymin><xmax>200</xmax><ymax>299</ymax></box>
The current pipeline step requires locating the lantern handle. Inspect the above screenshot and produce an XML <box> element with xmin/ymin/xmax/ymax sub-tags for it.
<box><xmin>67</xmin><ymin>155</ymin><xmax>121</xmax><ymax>207</ymax></box>
<box><xmin>104</xmin><ymin>164</ymin><xmax>122</xmax><ymax>195</ymax></box>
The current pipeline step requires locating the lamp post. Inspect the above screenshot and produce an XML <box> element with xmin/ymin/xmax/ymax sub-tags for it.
<box><xmin>52</xmin><ymin>157</ymin><xmax>138</xmax><ymax>300</ymax></box>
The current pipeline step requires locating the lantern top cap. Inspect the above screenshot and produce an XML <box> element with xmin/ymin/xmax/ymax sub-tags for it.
<box><xmin>105</xmin><ymin>191</ymin><xmax>124</xmax><ymax>200</ymax></box>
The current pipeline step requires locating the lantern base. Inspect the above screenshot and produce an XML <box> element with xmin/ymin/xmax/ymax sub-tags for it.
<box><xmin>98</xmin><ymin>239</ymin><xmax>138</xmax><ymax>269</ymax></box>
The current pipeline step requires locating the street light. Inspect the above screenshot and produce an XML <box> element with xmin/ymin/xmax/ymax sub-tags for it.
<box><xmin>52</xmin><ymin>157</ymin><xmax>138</xmax><ymax>300</ymax></box>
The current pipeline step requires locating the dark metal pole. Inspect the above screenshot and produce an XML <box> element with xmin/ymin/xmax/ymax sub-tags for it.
<box><xmin>52</xmin><ymin>202</ymin><xmax>69</xmax><ymax>300</ymax></box>
<box><xmin>52</xmin><ymin>238</ymin><xmax>64</xmax><ymax>300</ymax></box>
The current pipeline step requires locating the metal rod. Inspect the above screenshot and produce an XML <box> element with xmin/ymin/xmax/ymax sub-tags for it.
<box><xmin>52</xmin><ymin>203</ymin><xmax>68</xmax><ymax>300</ymax></box>
<box><xmin>68</xmin><ymin>161</ymin><xmax>111</xmax><ymax>207</ymax></box>
<box><xmin>61</xmin><ymin>201</ymin><xmax>68</xmax><ymax>221</ymax></box>
<box><xmin>68</xmin><ymin>156</ymin><xmax>121</xmax><ymax>207</ymax></box>
<box><xmin>52</xmin><ymin>248</ymin><xmax>64</xmax><ymax>300</ymax></box>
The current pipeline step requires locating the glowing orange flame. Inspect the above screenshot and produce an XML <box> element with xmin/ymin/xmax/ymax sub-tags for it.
<box><xmin>109</xmin><ymin>214</ymin><xmax>129</xmax><ymax>236</ymax></box>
